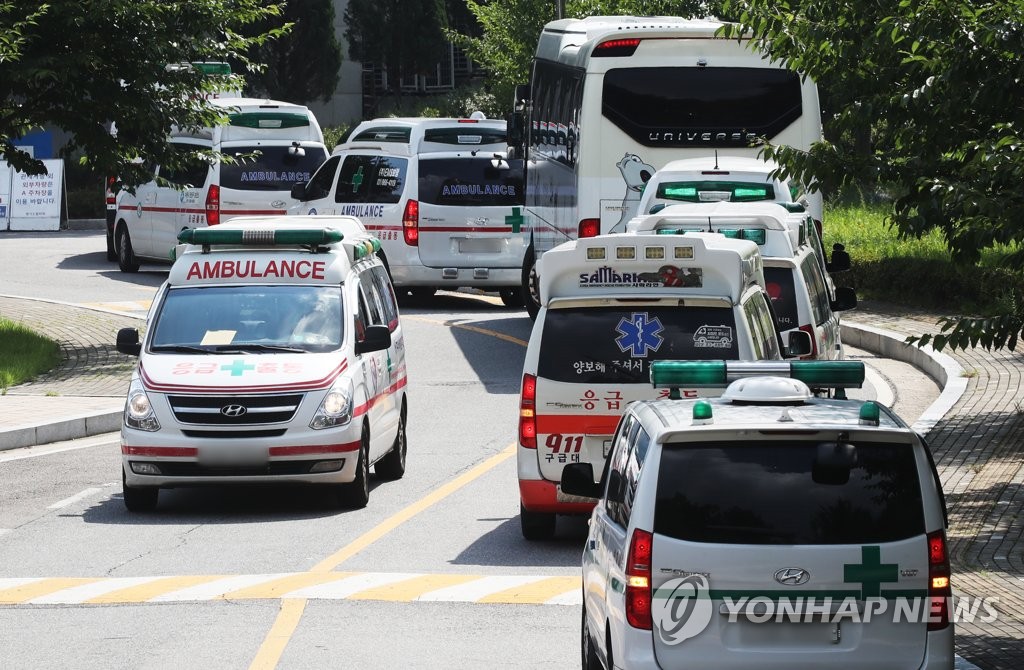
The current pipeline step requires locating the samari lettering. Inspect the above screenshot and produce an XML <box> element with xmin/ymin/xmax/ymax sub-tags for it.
<box><xmin>185</xmin><ymin>259</ymin><xmax>326</xmax><ymax>281</ymax></box>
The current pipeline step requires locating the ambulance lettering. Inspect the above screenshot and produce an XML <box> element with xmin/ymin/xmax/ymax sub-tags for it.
<box><xmin>185</xmin><ymin>259</ymin><xmax>327</xmax><ymax>281</ymax></box>
<box><xmin>338</xmin><ymin>204</ymin><xmax>385</xmax><ymax>218</ymax></box>
<box><xmin>693</xmin><ymin>325</ymin><xmax>734</xmax><ymax>348</ymax></box>
<box><xmin>441</xmin><ymin>184</ymin><xmax>517</xmax><ymax>197</ymax></box>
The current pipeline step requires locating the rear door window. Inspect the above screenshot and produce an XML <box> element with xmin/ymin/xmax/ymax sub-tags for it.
<box><xmin>654</xmin><ymin>440</ymin><xmax>925</xmax><ymax>544</ymax></box>
<box><xmin>220</xmin><ymin>145</ymin><xmax>326</xmax><ymax>190</ymax></box>
<box><xmin>418</xmin><ymin>157</ymin><xmax>524</xmax><ymax>207</ymax></box>
<box><xmin>537</xmin><ymin>306</ymin><xmax>739</xmax><ymax>383</ymax></box>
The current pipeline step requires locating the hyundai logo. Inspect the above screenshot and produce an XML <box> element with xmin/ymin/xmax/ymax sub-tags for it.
<box><xmin>271</xmin><ymin>200</ymin><xmax>287</xmax><ymax>209</ymax></box>
<box><xmin>220</xmin><ymin>404</ymin><xmax>247</xmax><ymax>417</ymax></box>
<box><xmin>774</xmin><ymin>568</ymin><xmax>810</xmax><ymax>586</ymax></box>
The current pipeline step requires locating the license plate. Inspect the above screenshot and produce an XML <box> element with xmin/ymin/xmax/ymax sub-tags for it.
<box><xmin>198</xmin><ymin>443</ymin><xmax>268</xmax><ymax>467</ymax></box>
<box><xmin>457</xmin><ymin>237</ymin><xmax>503</xmax><ymax>254</ymax></box>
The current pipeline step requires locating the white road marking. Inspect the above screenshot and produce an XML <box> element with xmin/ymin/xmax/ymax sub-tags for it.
<box><xmin>150</xmin><ymin>574</ymin><xmax>290</xmax><ymax>602</ymax></box>
<box><xmin>28</xmin><ymin>577</ymin><xmax>159</xmax><ymax>604</ymax></box>
<box><xmin>47</xmin><ymin>487</ymin><xmax>104</xmax><ymax>510</ymax></box>
<box><xmin>0</xmin><ymin>434</ymin><xmax>118</xmax><ymax>463</ymax></box>
<box><xmin>0</xmin><ymin>529</ymin><xmax>11</xmax><ymax>539</ymax></box>
<box><xmin>413</xmin><ymin>575</ymin><xmax>539</xmax><ymax>603</ymax></box>
<box><xmin>286</xmin><ymin>572</ymin><xmax>419</xmax><ymax>599</ymax></box>
<box><xmin>0</xmin><ymin>577</ymin><xmax>43</xmax><ymax>591</ymax></box>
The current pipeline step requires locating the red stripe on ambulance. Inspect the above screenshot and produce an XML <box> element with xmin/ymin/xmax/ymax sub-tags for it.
<box><xmin>535</xmin><ymin>414</ymin><xmax>621</xmax><ymax>435</ymax></box>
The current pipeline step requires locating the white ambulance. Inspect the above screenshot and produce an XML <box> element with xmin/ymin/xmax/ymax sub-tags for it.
<box><xmin>114</xmin><ymin>97</ymin><xmax>329</xmax><ymax>272</ymax></box>
<box><xmin>562</xmin><ymin>360</ymin><xmax>954</xmax><ymax>670</ymax></box>
<box><xmin>115</xmin><ymin>217</ymin><xmax>408</xmax><ymax>512</ymax></box>
<box><xmin>517</xmin><ymin>231</ymin><xmax>812</xmax><ymax>539</ymax></box>
<box><xmin>627</xmin><ymin>202</ymin><xmax>858</xmax><ymax>360</ymax></box>
<box><xmin>289</xmin><ymin>116</ymin><xmax>526</xmax><ymax>304</ymax></box>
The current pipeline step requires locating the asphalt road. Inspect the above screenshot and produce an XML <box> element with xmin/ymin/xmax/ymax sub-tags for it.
<box><xmin>0</xmin><ymin>229</ymin><xmax>942</xmax><ymax>669</ymax></box>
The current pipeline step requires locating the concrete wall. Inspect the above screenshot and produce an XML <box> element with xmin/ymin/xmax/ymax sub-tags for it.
<box><xmin>307</xmin><ymin>0</ymin><xmax>363</xmax><ymax>129</ymax></box>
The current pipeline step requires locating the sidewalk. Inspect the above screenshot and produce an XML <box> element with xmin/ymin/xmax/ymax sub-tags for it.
<box><xmin>0</xmin><ymin>295</ymin><xmax>1021</xmax><ymax>668</ymax></box>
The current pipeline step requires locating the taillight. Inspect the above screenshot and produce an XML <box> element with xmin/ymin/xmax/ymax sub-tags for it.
<box><xmin>593</xmin><ymin>38</ymin><xmax>641</xmax><ymax>57</ymax></box>
<box><xmin>927</xmin><ymin>529</ymin><xmax>951</xmax><ymax>631</ymax></box>
<box><xmin>798</xmin><ymin>324</ymin><xmax>818</xmax><ymax>360</ymax></box>
<box><xmin>625</xmin><ymin>528</ymin><xmax>653</xmax><ymax>629</ymax></box>
<box><xmin>403</xmin><ymin>199</ymin><xmax>419</xmax><ymax>246</ymax></box>
<box><xmin>578</xmin><ymin>218</ymin><xmax>600</xmax><ymax>238</ymax></box>
<box><xmin>519</xmin><ymin>373</ymin><xmax>537</xmax><ymax>449</ymax></box>
<box><xmin>205</xmin><ymin>184</ymin><xmax>220</xmax><ymax>226</ymax></box>
<box><xmin>105</xmin><ymin>177</ymin><xmax>116</xmax><ymax>205</ymax></box>
<box><xmin>813</xmin><ymin>218</ymin><xmax>823</xmax><ymax>239</ymax></box>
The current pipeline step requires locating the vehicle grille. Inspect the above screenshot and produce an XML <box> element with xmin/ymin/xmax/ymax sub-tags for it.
<box><xmin>145</xmin><ymin>461</ymin><xmax>336</xmax><ymax>477</ymax></box>
<box><xmin>179</xmin><ymin>429</ymin><xmax>288</xmax><ymax>439</ymax></box>
<box><xmin>168</xmin><ymin>394</ymin><xmax>303</xmax><ymax>426</ymax></box>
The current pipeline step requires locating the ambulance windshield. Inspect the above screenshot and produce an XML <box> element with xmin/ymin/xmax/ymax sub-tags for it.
<box><xmin>150</xmin><ymin>285</ymin><xmax>343</xmax><ymax>353</ymax></box>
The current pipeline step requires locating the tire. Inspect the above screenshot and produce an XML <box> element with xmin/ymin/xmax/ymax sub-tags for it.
<box><xmin>520</xmin><ymin>503</ymin><xmax>556</xmax><ymax>540</ymax></box>
<box><xmin>500</xmin><ymin>288</ymin><xmax>524</xmax><ymax>308</ymax></box>
<box><xmin>105</xmin><ymin>224</ymin><xmax>117</xmax><ymax>262</ymax></box>
<box><xmin>122</xmin><ymin>468</ymin><xmax>158</xmax><ymax>512</ymax></box>
<box><xmin>117</xmin><ymin>226</ymin><xmax>140</xmax><ymax>273</ymax></box>
<box><xmin>334</xmin><ymin>425</ymin><xmax>370</xmax><ymax>509</ymax></box>
<box><xmin>582</xmin><ymin>605</ymin><xmax>602</xmax><ymax>670</ymax></box>
<box><xmin>375</xmin><ymin>403</ymin><xmax>407</xmax><ymax>481</ymax></box>
<box><xmin>521</xmin><ymin>245</ymin><xmax>540</xmax><ymax>320</ymax></box>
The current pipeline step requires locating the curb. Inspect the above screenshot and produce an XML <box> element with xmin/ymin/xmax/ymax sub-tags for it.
<box><xmin>840</xmin><ymin>321</ymin><xmax>969</xmax><ymax>435</ymax></box>
<box><xmin>2</xmin><ymin>410</ymin><xmax>122</xmax><ymax>451</ymax></box>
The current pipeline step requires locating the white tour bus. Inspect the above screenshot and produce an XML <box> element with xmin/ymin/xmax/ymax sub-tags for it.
<box><xmin>508</xmin><ymin>15</ymin><xmax>823</xmax><ymax>317</ymax></box>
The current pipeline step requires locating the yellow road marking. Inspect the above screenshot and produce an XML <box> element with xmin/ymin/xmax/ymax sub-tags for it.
<box><xmin>403</xmin><ymin>315</ymin><xmax>528</xmax><ymax>347</ymax></box>
<box><xmin>0</xmin><ymin>578</ymin><xmax>94</xmax><ymax>604</ymax></box>
<box><xmin>224</xmin><ymin>572</ymin><xmax>354</xmax><ymax>601</ymax></box>
<box><xmin>476</xmin><ymin>576</ymin><xmax>580</xmax><ymax>604</ymax></box>
<box><xmin>248</xmin><ymin>598</ymin><xmax>307</xmax><ymax>670</ymax></box>
<box><xmin>86</xmin><ymin>575</ymin><xmax>226</xmax><ymax>604</ymax></box>
<box><xmin>347</xmin><ymin>573</ymin><xmax>480</xmax><ymax>602</ymax></box>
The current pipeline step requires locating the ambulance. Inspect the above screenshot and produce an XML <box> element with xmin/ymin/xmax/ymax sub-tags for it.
<box><xmin>517</xmin><ymin>231</ymin><xmax>812</xmax><ymax>539</ymax></box>
<box><xmin>115</xmin><ymin>217</ymin><xmax>408</xmax><ymax>512</ymax></box>
<box><xmin>114</xmin><ymin>97</ymin><xmax>329</xmax><ymax>272</ymax></box>
<box><xmin>627</xmin><ymin>201</ymin><xmax>857</xmax><ymax>360</ymax></box>
<box><xmin>289</xmin><ymin>116</ymin><xmax>526</xmax><ymax>304</ymax></box>
<box><xmin>563</xmin><ymin>360</ymin><xmax>954</xmax><ymax>670</ymax></box>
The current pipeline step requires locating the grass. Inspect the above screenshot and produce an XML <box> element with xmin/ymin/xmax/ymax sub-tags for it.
<box><xmin>0</xmin><ymin>318</ymin><xmax>62</xmax><ymax>392</ymax></box>
<box><xmin>823</xmin><ymin>201</ymin><xmax>1023</xmax><ymax>315</ymax></box>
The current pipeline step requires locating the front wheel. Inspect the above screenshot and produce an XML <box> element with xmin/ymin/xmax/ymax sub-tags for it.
<box><xmin>582</xmin><ymin>605</ymin><xmax>602</xmax><ymax>670</ymax></box>
<box><xmin>500</xmin><ymin>288</ymin><xmax>524</xmax><ymax>308</ymax></box>
<box><xmin>117</xmin><ymin>226</ymin><xmax>140</xmax><ymax>273</ymax></box>
<box><xmin>105</xmin><ymin>224</ymin><xmax>117</xmax><ymax>262</ymax></box>
<box><xmin>333</xmin><ymin>425</ymin><xmax>370</xmax><ymax>509</ymax></box>
<box><xmin>375</xmin><ymin>404</ymin><xmax>407</xmax><ymax>481</ymax></box>
<box><xmin>122</xmin><ymin>468</ymin><xmax>158</xmax><ymax>512</ymax></box>
<box><xmin>521</xmin><ymin>245</ymin><xmax>540</xmax><ymax>320</ymax></box>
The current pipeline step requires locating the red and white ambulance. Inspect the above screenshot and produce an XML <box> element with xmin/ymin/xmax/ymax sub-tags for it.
<box><xmin>517</xmin><ymin>231</ymin><xmax>813</xmax><ymax>539</ymax></box>
<box><xmin>115</xmin><ymin>216</ymin><xmax>407</xmax><ymax>511</ymax></box>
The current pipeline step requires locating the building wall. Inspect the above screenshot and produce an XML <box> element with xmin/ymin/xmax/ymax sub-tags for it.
<box><xmin>307</xmin><ymin>0</ymin><xmax>363</xmax><ymax>129</ymax></box>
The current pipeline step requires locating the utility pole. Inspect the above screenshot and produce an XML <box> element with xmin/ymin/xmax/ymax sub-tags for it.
<box><xmin>556</xmin><ymin>0</ymin><xmax>564</xmax><ymax>19</ymax></box>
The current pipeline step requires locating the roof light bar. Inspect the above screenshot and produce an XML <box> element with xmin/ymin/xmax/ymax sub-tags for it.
<box><xmin>650</xmin><ymin>360</ymin><xmax>865</xmax><ymax>389</ymax></box>
<box><xmin>178</xmin><ymin>228</ymin><xmax>344</xmax><ymax>246</ymax></box>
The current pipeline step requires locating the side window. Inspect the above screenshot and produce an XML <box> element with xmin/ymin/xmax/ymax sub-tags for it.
<box><xmin>366</xmin><ymin>156</ymin><xmax>408</xmax><ymax>204</ymax></box>
<box><xmin>743</xmin><ymin>298</ymin><xmax>765</xmax><ymax>360</ymax></box>
<box><xmin>801</xmin><ymin>256</ymin><xmax>832</xmax><ymax>326</ymax></box>
<box><xmin>369</xmin><ymin>265</ymin><xmax>399</xmax><ymax>328</ymax></box>
<box><xmin>607</xmin><ymin>416</ymin><xmax>641</xmax><ymax>528</ymax></box>
<box><xmin>161</xmin><ymin>144</ymin><xmax>209</xmax><ymax>188</ymax></box>
<box><xmin>355</xmin><ymin>290</ymin><xmax>370</xmax><ymax>342</ymax></box>
<box><xmin>335</xmin><ymin>154</ymin><xmax>375</xmax><ymax>203</ymax></box>
<box><xmin>755</xmin><ymin>292</ymin><xmax>783</xmax><ymax>358</ymax></box>
<box><xmin>358</xmin><ymin>271</ymin><xmax>384</xmax><ymax>326</ymax></box>
<box><xmin>305</xmin><ymin>155</ymin><xmax>340</xmax><ymax>200</ymax></box>
<box><xmin>621</xmin><ymin>426</ymin><xmax>650</xmax><ymax>525</ymax></box>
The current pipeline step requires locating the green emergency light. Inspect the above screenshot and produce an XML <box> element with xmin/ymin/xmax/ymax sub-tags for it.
<box><xmin>177</xmin><ymin>228</ymin><xmax>344</xmax><ymax>246</ymax></box>
<box><xmin>650</xmin><ymin>360</ymin><xmax>865</xmax><ymax>389</ymax></box>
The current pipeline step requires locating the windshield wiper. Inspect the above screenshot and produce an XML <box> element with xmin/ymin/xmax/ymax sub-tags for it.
<box><xmin>212</xmin><ymin>344</ymin><xmax>308</xmax><ymax>354</ymax></box>
<box><xmin>150</xmin><ymin>345</ymin><xmax>213</xmax><ymax>354</ymax></box>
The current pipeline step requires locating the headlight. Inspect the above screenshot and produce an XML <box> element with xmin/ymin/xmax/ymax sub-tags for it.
<box><xmin>310</xmin><ymin>377</ymin><xmax>354</xmax><ymax>429</ymax></box>
<box><xmin>124</xmin><ymin>379</ymin><xmax>160</xmax><ymax>432</ymax></box>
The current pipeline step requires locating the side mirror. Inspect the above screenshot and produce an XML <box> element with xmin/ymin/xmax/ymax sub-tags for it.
<box><xmin>830</xmin><ymin>286</ymin><xmax>858</xmax><ymax>312</ymax></box>
<box><xmin>290</xmin><ymin>181</ymin><xmax>308</xmax><ymax>201</ymax></box>
<box><xmin>827</xmin><ymin>243</ymin><xmax>851</xmax><ymax>273</ymax></box>
<box><xmin>355</xmin><ymin>324</ymin><xmax>391</xmax><ymax>355</ymax></box>
<box><xmin>513</xmin><ymin>84</ymin><xmax>531</xmax><ymax>109</ymax></box>
<box><xmin>116</xmin><ymin>327</ymin><xmax>141</xmax><ymax>356</ymax></box>
<box><xmin>785</xmin><ymin>329</ymin><xmax>813</xmax><ymax>358</ymax></box>
<box><xmin>560</xmin><ymin>462</ymin><xmax>601</xmax><ymax>499</ymax></box>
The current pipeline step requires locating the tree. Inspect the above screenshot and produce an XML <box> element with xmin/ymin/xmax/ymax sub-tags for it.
<box><xmin>0</xmin><ymin>0</ymin><xmax>288</xmax><ymax>186</ymax></box>
<box><xmin>452</xmin><ymin>1</ymin><xmax>721</xmax><ymax>108</ymax></box>
<box><xmin>243</xmin><ymin>0</ymin><xmax>342</xmax><ymax>104</ymax></box>
<box><xmin>344</xmin><ymin>0</ymin><xmax>449</xmax><ymax>98</ymax></box>
<box><xmin>721</xmin><ymin>0</ymin><xmax>1024</xmax><ymax>351</ymax></box>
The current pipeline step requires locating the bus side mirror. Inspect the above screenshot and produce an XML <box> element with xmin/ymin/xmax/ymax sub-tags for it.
<box><xmin>116</xmin><ymin>327</ymin><xmax>141</xmax><ymax>357</ymax></box>
<box><xmin>785</xmin><ymin>329</ymin><xmax>813</xmax><ymax>358</ymax></box>
<box><xmin>830</xmin><ymin>286</ymin><xmax>858</xmax><ymax>312</ymax></box>
<box><xmin>827</xmin><ymin>243</ymin><xmax>851</xmax><ymax>273</ymax></box>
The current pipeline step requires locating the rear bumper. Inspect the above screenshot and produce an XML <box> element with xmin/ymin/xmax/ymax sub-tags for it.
<box><xmin>519</xmin><ymin>479</ymin><xmax>596</xmax><ymax>514</ymax></box>
<box><xmin>390</xmin><ymin>263</ymin><xmax>520</xmax><ymax>288</ymax></box>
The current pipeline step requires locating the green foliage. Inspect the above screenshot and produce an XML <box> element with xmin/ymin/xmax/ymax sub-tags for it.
<box><xmin>244</xmin><ymin>0</ymin><xmax>342</xmax><ymax>104</ymax></box>
<box><xmin>371</xmin><ymin>81</ymin><xmax>505</xmax><ymax>120</ymax></box>
<box><xmin>723</xmin><ymin>0</ymin><xmax>1024</xmax><ymax>351</ymax></box>
<box><xmin>0</xmin><ymin>318</ymin><xmax>62</xmax><ymax>391</ymax></box>
<box><xmin>344</xmin><ymin>0</ymin><xmax>449</xmax><ymax>91</ymax></box>
<box><xmin>1</xmin><ymin>0</ymin><xmax>288</xmax><ymax>187</ymax></box>
<box><xmin>322</xmin><ymin>124</ymin><xmax>352</xmax><ymax>151</ymax></box>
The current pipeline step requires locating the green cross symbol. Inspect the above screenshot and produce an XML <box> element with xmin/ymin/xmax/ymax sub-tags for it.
<box><xmin>351</xmin><ymin>165</ymin><xmax>364</xmax><ymax>193</ymax></box>
<box><xmin>506</xmin><ymin>206</ymin><xmax>524</xmax><ymax>234</ymax></box>
<box><xmin>221</xmin><ymin>359</ymin><xmax>256</xmax><ymax>377</ymax></box>
<box><xmin>844</xmin><ymin>546</ymin><xmax>899</xmax><ymax>599</ymax></box>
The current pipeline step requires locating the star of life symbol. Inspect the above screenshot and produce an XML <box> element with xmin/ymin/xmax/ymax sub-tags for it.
<box><xmin>615</xmin><ymin>312</ymin><xmax>664</xmax><ymax>357</ymax></box>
